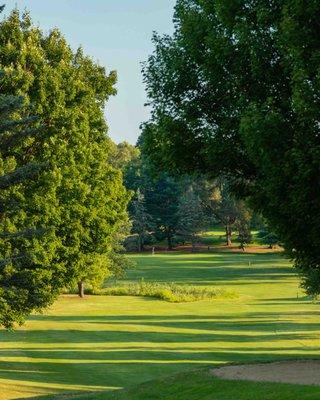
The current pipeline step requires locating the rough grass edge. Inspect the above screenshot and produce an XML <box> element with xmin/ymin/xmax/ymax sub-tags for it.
<box><xmin>96</xmin><ymin>281</ymin><xmax>238</xmax><ymax>303</ymax></box>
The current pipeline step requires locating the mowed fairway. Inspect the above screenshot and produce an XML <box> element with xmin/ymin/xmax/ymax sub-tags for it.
<box><xmin>1</xmin><ymin>250</ymin><xmax>320</xmax><ymax>399</ymax></box>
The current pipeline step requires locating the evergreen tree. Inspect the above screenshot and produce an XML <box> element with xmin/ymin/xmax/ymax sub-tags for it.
<box><xmin>0</xmin><ymin>86</ymin><xmax>60</xmax><ymax>328</ymax></box>
<box><xmin>145</xmin><ymin>174</ymin><xmax>181</xmax><ymax>250</ymax></box>
<box><xmin>177</xmin><ymin>184</ymin><xmax>206</xmax><ymax>251</ymax></box>
<box><xmin>130</xmin><ymin>189</ymin><xmax>154</xmax><ymax>252</ymax></box>
<box><xmin>236</xmin><ymin>220</ymin><xmax>252</xmax><ymax>251</ymax></box>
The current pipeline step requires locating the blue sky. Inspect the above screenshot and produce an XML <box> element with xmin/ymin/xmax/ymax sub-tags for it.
<box><xmin>3</xmin><ymin>0</ymin><xmax>176</xmax><ymax>144</ymax></box>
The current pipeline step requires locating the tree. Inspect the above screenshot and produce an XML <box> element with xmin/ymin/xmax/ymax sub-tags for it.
<box><xmin>109</xmin><ymin>141</ymin><xmax>140</xmax><ymax>170</ymax></box>
<box><xmin>237</xmin><ymin>220</ymin><xmax>252</xmax><ymax>251</ymax></box>
<box><xmin>0</xmin><ymin>86</ymin><xmax>60</xmax><ymax>328</ymax></box>
<box><xmin>177</xmin><ymin>184</ymin><xmax>206</xmax><ymax>251</ymax></box>
<box><xmin>145</xmin><ymin>174</ymin><xmax>181</xmax><ymax>250</ymax></box>
<box><xmin>258</xmin><ymin>228</ymin><xmax>280</xmax><ymax>250</ymax></box>
<box><xmin>123</xmin><ymin>151</ymin><xmax>181</xmax><ymax>250</ymax></box>
<box><xmin>196</xmin><ymin>178</ymin><xmax>252</xmax><ymax>246</ymax></box>
<box><xmin>0</xmin><ymin>9</ymin><xmax>130</xmax><ymax>301</ymax></box>
<box><xmin>129</xmin><ymin>189</ymin><xmax>154</xmax><ymax>252</ymax></box>
<box><xmin>141</xmin><ymin>0</ymin><xmax>320</xmax><ymax>295</ymax></box>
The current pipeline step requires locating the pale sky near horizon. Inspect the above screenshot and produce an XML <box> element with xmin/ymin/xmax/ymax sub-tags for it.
<box><xmin>3</xmin><ymin>0</ymin><xmax>176</xmax><ymax>144</ymax></box>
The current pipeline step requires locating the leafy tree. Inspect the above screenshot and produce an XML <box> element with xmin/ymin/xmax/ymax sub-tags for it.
<box><xmin>196</xmin><ymin>178</ymin><xmax>251</xmax><ymax>246</ymax></box>
<box><xmin>109</xmin><ymin>141</ymin><xmax>140</xmax><ymax>170</ymax></box>
<box><xmin>0</xmin><ymin>9</ymin><xmax>130</xmax><ymax>300</ymax></box>
<box><xmin>141</xmin><ymin>0</ymin><xmax>320</xmax><ymax>295</ymax></box>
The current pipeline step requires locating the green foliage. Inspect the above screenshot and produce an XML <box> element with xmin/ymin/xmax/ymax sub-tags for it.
<box><xmin>0</xmin><ymin>89</ymin><xmax>60</xmax><ymax>328</ymax></box>
<box><xmin>177</xmin><ymin>182</ymin><xmax>207</xmax><ymax>247</ymax></box>
<box><xmin>124</xmin><ymin>154</ymin><xmax>182</xmax><ymax>249</ymax></box>
<box><xmin>109</xmin><ymin>141</ymin><xmax>140</xmax><ymax>170</ymax></box>
<box><xmin>258</xmin><ymin>229</ymin><xmax>280</xmax><ymax>249</ymax></box>
<box><xmin>129</xmin><ymin>189</ymin><xmax>154</xmax><ymax>251</ymax></box>
<box><xmin>0</xmin><ymin>9</ymin><xmax>130</xmax><ymax>309</ymax></box>
<box><xmin>102</xmin><ymin>280</ymin><xmax>237</xmax><ymax>302</ymax></box>
<box><xmin>197</xmin><ymin>178</ymin><xmax>253</xmax><ymax>246</ymax></box>
<box><xmin>237</xmin><ymin>222</ymin><xmax>253</xmax><ymax>250</ymax></box>
<box><xmin>142</xmin><ymin>0</ymin><xmax>320</xmax><ymax>294</ymax></box>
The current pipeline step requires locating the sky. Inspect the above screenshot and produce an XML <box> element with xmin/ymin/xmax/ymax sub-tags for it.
<box><xmin>3</xmin><ymin>0</ymin><xmax>176</xmax><ymax>144</ymax></box>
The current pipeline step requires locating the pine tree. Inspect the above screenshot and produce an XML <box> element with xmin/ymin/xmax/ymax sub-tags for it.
<box><xmin>177</xmin><ymin>185</ymin><xmax>206</xmax><ymax>251</ymax></box>
<box><xmin>130</xmin><ymin>189</ymin><xmax>154</xmax><ymax>252</ymax></box>
<box><xmin>0</xmin><ymin>84</ymin><xmax>59</xmax><ymax>328</ymax></box>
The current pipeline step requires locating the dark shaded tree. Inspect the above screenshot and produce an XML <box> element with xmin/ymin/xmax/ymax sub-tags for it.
<box><xmin>141</xmin><ymin>0</ymin><xmax>320</xmax><ymax>295</ymax></box>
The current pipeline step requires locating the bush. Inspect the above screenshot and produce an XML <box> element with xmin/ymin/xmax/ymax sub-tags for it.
<box><xmin>99</xmin><ymin>280</ymin><xmax>238</xmax><ymax>303</ymax></box>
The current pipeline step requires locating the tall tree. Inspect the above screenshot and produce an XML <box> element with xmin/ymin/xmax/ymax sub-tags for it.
<box><xmin>141</xmin><ymin>0</ymin><xmax>320</xmax><ymax>295</ymax></box>
<box><xmin>129</xmin><ymin>189</ymin><xmax>154</xmax><ymax>252</ymax></box>
<box><xmin>177</xmin><ymin>184</ymin><xmax>206</xmax><ymax>251</ymax></box>
<box><xmin>0</xmin><ymin>10</ymin><xmax>130</xmax><ymax>301</ymax></box>
<box><xmin>145</xmin><ymin>174</ymin><xmax>181</xmax><ymax>250</ymax></box>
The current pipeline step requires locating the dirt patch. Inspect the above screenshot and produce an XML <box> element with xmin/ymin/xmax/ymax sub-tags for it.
<box><xmin>211</xmin><ymin>361</ymin><xmax>320</xmax><ymax>386</ymax></box>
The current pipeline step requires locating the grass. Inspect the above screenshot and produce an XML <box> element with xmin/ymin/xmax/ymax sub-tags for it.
<box><xmin>200</xmin><ymin>226</ymin><xmax>267</xmax><ymax>247</ymax></box>
<box><xmin>76</xmin><ymin>369</ymin><xmax>320</xmax><ymax>400</ymax></box>
<box><xmin>101</xmin><ymin>280</ymin><xmax>237</xmax><ymax>302</ymax></box>
<box><xmin>1</xmin><ymin>248</ymin><xmax>320</xmax><ymax>399</ymax></box>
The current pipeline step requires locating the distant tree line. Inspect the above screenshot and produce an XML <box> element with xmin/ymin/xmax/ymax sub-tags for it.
<box><xmin>112</xmin><ymin>142</ymin><xmax>266</xmax><ymax>252</ymax></box>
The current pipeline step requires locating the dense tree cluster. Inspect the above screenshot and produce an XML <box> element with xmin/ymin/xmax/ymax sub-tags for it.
<box><xmin>117</xmin><ymin>143</ymin><xmax>253</xmax><ymax>251</ymax></box>
<box><xmin>141</xmin><ymin>0</ymin><xmax>320</xmax><ymax>294</ymax></box>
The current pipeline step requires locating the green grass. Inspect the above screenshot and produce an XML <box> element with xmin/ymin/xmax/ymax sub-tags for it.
<box><xmin>200</xmin><ymin>226</ymin><xmax>265</xmax><ymax>246</ymax></box>
<box><xmin>76</xmin><ymin>369</ymin><xmax>320</xmax><ymax>400</ymax></box>
<box><xmin>1</xmin><ymin>250</ymin><xmax>320</xmax><ymax>399</ymax></box>
<box><xmin>101</xmin><ymin>280</ymin><xmax>237</xmax><ymax>302</ymax></box>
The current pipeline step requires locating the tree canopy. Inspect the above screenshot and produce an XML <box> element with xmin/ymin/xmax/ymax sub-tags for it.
<box><xmin>0</xmin><ymin>9</ymin><xmax>130</xmax><ymax>324</ymax></box>
<box><xmin>141</xmin><ymin>0</ymin><xmax>320</xmax><ymax>294</ymax></box>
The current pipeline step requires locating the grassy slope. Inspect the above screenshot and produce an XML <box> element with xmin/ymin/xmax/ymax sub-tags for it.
<box><xmin>1</xmin><ymin>248</ymin><xmax>320</xmax><ymax>399</ymax></box>
<box><xmin>81</xmin><ymin>370</ymin><xmax>320</xmax><ymax>400</ymax></box>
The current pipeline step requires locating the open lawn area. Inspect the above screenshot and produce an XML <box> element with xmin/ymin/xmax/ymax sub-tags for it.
<box><xmin>1</xmin><ymin>250</ymin><xmax>320</xmax><ymax>399</ymax></box>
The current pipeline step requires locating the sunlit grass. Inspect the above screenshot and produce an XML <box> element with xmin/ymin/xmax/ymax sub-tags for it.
<box><xmin>0</xmin><ymin>250</ymin><xmax>319</xmax><ymax>399</ymax></box>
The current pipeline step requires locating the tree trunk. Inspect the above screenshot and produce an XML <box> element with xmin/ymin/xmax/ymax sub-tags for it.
<box><xmin>226</xmin><ymin>225</ymin><xmax>232</xmax><ymax>246</ymax></box>
<box><xmin>78</xmin><ymin>281</ymin><xmax>85</xmax><ymax>298</ymax></box>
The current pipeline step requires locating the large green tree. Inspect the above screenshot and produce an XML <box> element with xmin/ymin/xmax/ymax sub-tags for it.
<box><xmin>141</xmin><ymin>0</ymin><xmax>320</xmax><ymax>294</ymax></box>
<box><xmin>0</xmin><ymin>9</ymin><xmax>129</xmax><ymax>302</ymax></box>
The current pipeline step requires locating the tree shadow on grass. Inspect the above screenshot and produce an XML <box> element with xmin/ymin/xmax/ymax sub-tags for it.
<box><xmin>1</xmin><ymin>309</ymin><xmax>320</xmax><ymax>399</ymax></box>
